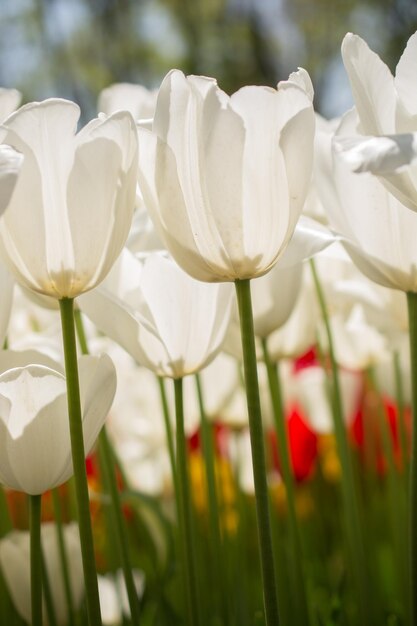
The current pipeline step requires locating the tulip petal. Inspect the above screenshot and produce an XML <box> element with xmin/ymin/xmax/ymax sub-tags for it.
<box><xmin>252</xmin><ymin>262</ymin><xmax>302</xmax><ymax>338</ymax></box>
<box><xmin>41</xmin><ymin>522</ymin><xmax>84</xmax><ymax>623</ymax></box>
<box><xmin>333</xmin><ymin>133</ymin><xmax>417</xmax><ymax>173</ymax></box>
<box><xmin>2</xmin><ymin>100</ymin><xmax>79</xmax><ymax>285</ymax></box>
<box><xmin>341</xmin><ymin>238</ymin><xmax>417</xmax><ymax>292</ymax></box>
<box><xmin>153</xmin><ymin>69</ymin><xmax>217</xmax><ymax>146</ymax></box>
<box><xmin>78</xmin><ymin>354</ymin><xmax>117</xmax><ymax>453</ymax></box>
<box><xmin>0</xmin><ymin>261</ymin><xmax>14</xmax><ymax>346</ymax></box>
<box><xmin>65</xmin><ymin>111</ymin><xmax>137</xmax><ymax>297</ymax></box>
<box><xmin>79</xmin><ymin>285</ymin><xmax>156</xmax><ymax>366</ymax></box>
<box><xmin>0</xmin><ymin>366</ymin><xmax>73</xmax><ymax>494</ymax></box>
<box><xmin>200</xmin><ymin>102</ymin><xmax>246</xmax><ymax>273</ymax></box>
<box><xmin>0</xmin><ymin>89</ymin><xmax>21</xmax><ymax>122</ymax></box>
<box><xmin>0</xmin><ymin>101</ymin><xmax>81</xmax><ymax>296</ymax></box>
<box><xmin>155</xmin><ymin>71</ymin><xmax>235</xmax><ymax>276</ymax></box>
<box><xmin>229</xmin><ymin>87</ymin><xmax>289</xmax><ymax>273</ymax></box>
<box><xmin>328</xmin><ymin>115</ymin><xmax>417</xmax><ymax>291</ymax></box>
<box><xmin>333</xmin><ymin>131</ymin><xmax>417</xmax><ymax>212</ymax></box>
<box><xmin>137</xmin><ymin>127</ymin><xmax>224</xmax><ymax>281</ymax></box>
<box><xmin>0</xmin><ymin>535</ymin><xmax>32</xmax><ymax>623</ymax></box>
<box><xmin>395</xmin><ymin>32</ymin><xmax>417</xmax><ymax>118</ymax></box>
<box><xmin>0</xmin><ymin>145</ymin><xmax>23</xmax><ymax>216</ymax></box>
<box><xmin>98</xmin><ymin>83</ymin><xmax>157</xmax><ymax>119</ymax></box>
<box><xmin>139</xmin><ymin>254</ymin><xmax>233</xmax><ymax>376</ymax></box>
<box><xmin>0</xmin><ymin>349</ymin><xmax>63</xmax><ymax>375</ymax></box>
<box><xmin>278</xmin><ymin>101</ymin><xmax>316</xmax><ymax>250</ymax></box>
<box><xmin>280</xmin><ymin>67</ymin><xmax>314</xmax><ymax>102</ymax></box>
<box><xmin>67</xmin><ymin>138</ymin><xmax>125</xmax><ymax>295</ymax></box>
<box><xmin>278</xmin><ymin>216</ymin><xmax>336</xmax><ymax>268</ymax></box>
<box><xmin>341</xmin><ymin>33</ymin><xmax>397</xmax><ymax>134</ymax></box>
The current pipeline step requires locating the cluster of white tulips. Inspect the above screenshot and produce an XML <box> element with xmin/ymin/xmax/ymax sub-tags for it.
<box><xmin>0</xmin><ymin>28</ymin><xmax>416</xmax><ymax>626</ymax></box>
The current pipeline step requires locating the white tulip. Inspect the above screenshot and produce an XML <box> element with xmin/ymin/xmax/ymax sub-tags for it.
<box><xmin>0</xmin><ymin>522</ymin><xmax>84</xmax><ymax>625</ymax></box>
<box><xmin>0</xmin><ymin>99</ymin><xmax>138</xmax><ymax>299</ymax></box>
<box><xmin>0</xmin><ymin>354</ymin><xmax>116</xmax><ymax>494</ymax></box>
<box><xmin>98</xmin><ymin>82</ymin><xmax>157</xmax><ymax>120</ymax></box>
<box><xmin>79</xmin><ymin>250</ymin><xmax>234</xmax><ymax>379</ymax></box>
<box><xmin>336</xmin><ymin>32</ymin><xmax>417</xmax><ymax>212</ymax></box>
<box><xmin>137</xmin><ymin>69</ymin><xmax>315</xmax><ymax>282</ymax></box>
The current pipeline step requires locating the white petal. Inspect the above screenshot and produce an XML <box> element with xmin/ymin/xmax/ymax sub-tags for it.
<box><xmin>0</xmin><ymin>365</ymin><xmax>72</xmax><ymax>494</ymax></box>
<box><xmin>0</xmin><ymin>145</ymin><xmax>23</xmax><ymax>216</ymax></box>
<box><xmin>0</xmin><ymin>349</ymin><xmax>63</xmax><ymax>375</ymax></box>
<box><xmin>0</xmin><ymin>532</ymin><xmax>31</xmax><ymax>623</ymax></box>
<box><xmin>277</xmin><ymin>102</ymin><xmax>315</xmax><ymax>248</ymax></box>
<box><xmin>395</xmin><ymin>32</ymin><xmax>417</xmax><ymax>117</ymax></box>
<box><xmin>78</xmin><ymin>274</ymin><xmax>161</xmax><ymax>367</ymax></box>
<box><xmin>155</xmin><ymin>73</ymin><xmax>233</xmax><ymax>277</ymax></box>
<box><xmin>79</xmin><ymin>354</ymin><xmax>117</xmax><ymax>453</ymax></box>
<box><xmin>98</xmin><ymin>83</ymin><xmax>157</xmax><ymax>119</ymax></box>
<box><xmin>0</xmin><ymin>100</ymin><xmax>80</xmax><ymax>296</ymax></box>
<box><xmin>279</xmin><ymin>67</ymin><xmax>314</xmax><ymax>102</ymax></box>
<box><xmin>252</xmin><ymin>262</ymin><xmax>302</xmax><ymax>338</ymax></box>
<box><xmin>98</xmin><ymin>575</ymin><xmax>122</xmax><ymax>625</ymax></box>
<box><xmin>333</xmin><ymin>130</ymin><xmax>417</xmax><ymax>213</ymax></box>
<box><xmin>0</xmin><ymin>89</ymin><xmax>21</xmax><ymax>122</ymax></box>
<box><xmin>2</xmin><ymin>100</ymin><xmax>79</xmax><ymax>281</ymax></box>
<box><xmin>341</xmin><ymin>33</ymin><xmax>397</xmax><ymax>134</ymax></box>
<box><xmin>0</xmin><ymin>261</ymin><xmax>14</xmax><ymax>346</ymax></box>
<box><xmin>333</xmin><ymin>133</ymin><xmax>417</xmax><ymax>173</ymax></box>
<box><xmin>137</xmin><ymin>127</ymin><xmax>225</xmax><ymax>281</ymax></box>
<box><xmin>200</xmin><ymin>102</ymin><xmax>246</xmax><ymax>273</ymax></box>
<box><xmin>278</xmin><ymin>216</ymin><xmax>337</xmax><ymax>268</ymax></box>
<box><xmin>66</xmin><ymin>113</ymin><xmax>138</xmax><ymax>296</ymax></box>
<box><xmin>0</xmin><ymin>366</ymin><xmax>65</xmax><ymax>437</ymax></box>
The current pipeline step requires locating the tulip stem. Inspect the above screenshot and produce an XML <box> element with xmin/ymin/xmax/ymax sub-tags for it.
<box><xmin>59</xmin><ymin>297</ymin><xmax>102</xmax><ymax>626</ymax></box>
<box><xmin>366</xmin><ymin>367</ymin><xmax>407</xmax><ymax>614</ymax></box>
<box><xmin>310</xmin><ymin>258</ymin><xmax>371</xmax><ymax>624</ymax></box>
<box><xmin>0</xmin><ymin>486</ymin><xmax>12</xmax><ymax>538</ymax></box>
<box><xmin>261</xmin><ymin>339</ymin><xmax>310</xmax><ymax>626</ymax></box>
<box><xmin>157</xmin><ymin>376</ymin><xmax>184</xmax><ymax>552</ymax></box>
<box><xmin>41</xmin><ymin>546</ymin><xmax>58</xmax><ymax>626</ymax></box>
<box><xmin>407</xmin><ymin>291</ymin><xmax>417</xmax><ymax>626</ymax></box>
<box><xmin>234</xmin><ymin>278</ymin><xmax>280</xmax><ymax>626</ymax></box>
<box><xmin>30</xmin><ymin>494</ymin><xmax>42</xmax><ymax>626</ymax></box>
<box><xmin>74</xmin><ymin>307</ymin><xmax>141</xmax><ymax>624</ymax></box>
<box><xmin>195</xmin><ymin>372</ymin><xmax>229</xmax><ymax>624</ymax></box>
<box><xmin>52</xmin><ymin>489</ymin><xmax>75</xmax><ymax>626</ymax></box>
<box><xmin>393</xmin><ymin>350</ymin><xmax>409</xmax><ymax>477</ymax></box>
<box><xmin>173</xmin><ymin>377</ymin><xmax>201</xmax><ymax>626</ymax></box>
<box><xmin>157</xmin><ymin>376</ymin><xmax>177</xmax><ymax>481</ymax></box>
<box><xmin>98</xmin><ymin>428</ymin><xmax>141</xmax><ymax>625</ymax></box>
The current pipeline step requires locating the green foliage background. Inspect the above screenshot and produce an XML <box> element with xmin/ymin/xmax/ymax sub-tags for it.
<box><xmin>0</xmin><ymin>0</ymin><xmax>416</xmax><ymax>119</ymax></box>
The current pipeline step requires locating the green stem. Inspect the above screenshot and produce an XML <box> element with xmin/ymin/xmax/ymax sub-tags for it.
<box><xmin>157</xmin><ymin>377</ymin><xmax>177</xmax><ymax>482</ymax></box>
<box><xmin>195</xmin><ymin>372</ymin><xmax>229</xmax><ymax>624</ymax></box>
<box><xmin>98</xmin><ymin>428</ymin><xmax>141</xmax><ymax>624</ymax></box>
<box><xmin>366</xmin><ymin>366</ymin><xmax>407</xmax><ymax>613</ymax></box>
<box><xmin>75</xmin><ymin>307</ymin><xmax>140</xmax><ymax>623</ymax></box>
<box><xmin>261</xmin><ymin>338</ymin><xmax>310</xmax><ymax>626</ymax></box>
<box><xmin>173</xmin><ymin>377</ymin><xmax>201</xmax><ymax>626</ymax></box>
<box><xmin>310</xmin><ymin>259</ymin><xmax>370</xmax><ymax>624</ymax></box>
<box><xmin>0</xmin><ymin>486</ymin><xmax>12</xmax><ymax>537</ymax></box>
<box><xmin>97</xmin><ymin>446</ymin><xmax>120</xmax><ymax>572</ymax></box>
<box><xmin>52</xmin><ymin>489</ymin><xmax>75</xmax><ymax>626</ymax></box>
<box><xmin>394</xmin><ymin>350</ymin><xmax>409</xmax><ymax>477</ymax></box>
<box><xmin>74</xmin><ymin>310</ymin><xmax>117</xmax><ymax>571</ymax></box>
<box><xmin>407</xmin><ymin>291</ymin><xmax>417</xmax><ymax>626</ymax></box>
<box><xmin>74</xmin><ymin>306</ymin><xmax>89</xmax><ymax>355</ymax></box>
<box><xmin>234</xmin><ymin>279</ymin><xmax>280</xmax><ymax>626</ymax></box>
<box><xmin>30</xmin><ymin>494</ymin><xmax>42</xmax><ymax>626</ymax></box>
<box><xmin>59</xmin><ymin>298</ymin><xmax>102</xmax><ymax>626</ymax></box>
<box><xmin>41</xmin><ymin>546</ymin><xmax>58</xmax><ymax>626</ymax></box>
